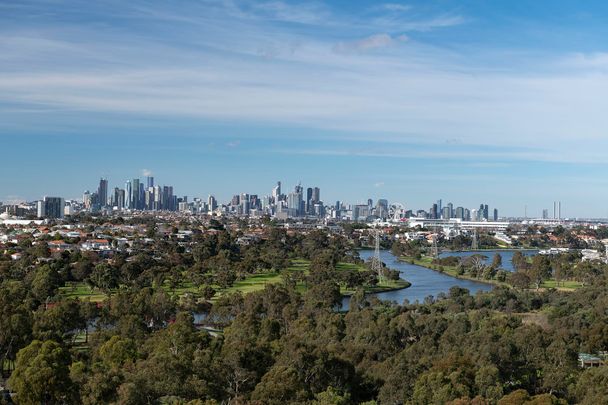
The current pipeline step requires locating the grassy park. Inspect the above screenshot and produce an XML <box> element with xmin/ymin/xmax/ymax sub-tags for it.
<box><xmin>59</xmin><ymin>258</ymin><xmax>410</xmax><ymax>302</ymax></box>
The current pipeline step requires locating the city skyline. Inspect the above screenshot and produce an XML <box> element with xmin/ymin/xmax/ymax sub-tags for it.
<box><xmin>0</xmin><ymin>167</ymin><xmax>580</xmax><ymax>219</ymax></box>
<box><xmin>6</xmin><ymin>172</ymin><xmax>580</xmax><ymax>223</ymax></box>
<box><xmin>3</xmin><ymin>1</ymin><xmax>608</xmax><ymax>216</ymax></box>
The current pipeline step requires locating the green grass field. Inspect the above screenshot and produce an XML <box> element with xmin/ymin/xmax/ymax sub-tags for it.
<box><xmin>58</xmin><ymin>283</ymin><xmax>107</xmax><ymax>302</ymax></box>
<box><xmin>59</xmin><ymin>258</ymin><xmax>410</xmax><ymax>302</ymax></box>
<box><xmin>219</xmin><ymin>272</ymin><xmax>284</xmax><ymax>296</ymax></box>
<box><xmin>540</xmin><ymin>279</ymin><xmax>581</xmax><ymax>290</ymax></box>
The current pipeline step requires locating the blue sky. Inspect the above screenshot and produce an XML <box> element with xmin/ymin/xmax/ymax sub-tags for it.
<box><xmin>2</xmin><ymin>0</ymin><xmax>608</xmax><ymax>217</ymax></box>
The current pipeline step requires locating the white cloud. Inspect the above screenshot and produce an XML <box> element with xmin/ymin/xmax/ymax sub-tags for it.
<box><xmin>379</xmin><ymin>3</ymin><xmax>411</xmax><ymax>12</ymax></box>
<box><xmin>141</xmin><ymin>169</ymin><xmax>153</xmax><ymax>177</ymax></box>
<box><xmin>333</xmin><ymin>33</ymin><xmax>407</xmax><ymax>53</ymax></box>
<box><xmin>1</xmin><ymin>1</ymin><xmax>608</xmax><ymax>164</ymax></box>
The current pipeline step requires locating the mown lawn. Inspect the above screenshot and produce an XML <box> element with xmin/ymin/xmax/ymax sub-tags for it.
<box><xmin>58</xmin><ymin>283</ymin><xmax>107</xmax><ymax>302</ymax></box>
<box><xmin>219</xmin><ymin>272</ymin><xmax>284</xmax><ymax>296</ymax></box>
<box><xmin>540</xmin><ymin>279</ymin><xmax>582</xmax><ymax>290</ymax></box>
<box><xmin>59</xmin><ymin>258</ymin><xmax>410</xmax><ymax>302</ymax></box>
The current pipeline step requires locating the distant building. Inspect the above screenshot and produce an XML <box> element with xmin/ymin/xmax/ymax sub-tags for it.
<box><xmin>131</xmin><ymin>178</ymin><xmax>140</xmax><ymax>210</ymax></box>
<box><xmin>98</xmin><ymin>178</ymin><xmax>108</xmax><ymax>207</ymax></box>
<box><xmin>39</xmin><ymin>196</ymin><xmax>65</xmax><ymax>219</ymax></box>
<box><xmin>208</xmin><ymin>195</ymin><xmax>217</xmax><ymax>213</ymax></box>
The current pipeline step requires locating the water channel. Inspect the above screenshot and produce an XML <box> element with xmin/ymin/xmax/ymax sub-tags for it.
<box><xmin>438</xmin><ymin>249</ymin><xmax>538</xmax><ymax>272</ymax></box>
<box><xmin>343</xmin><ymin>249</ymin><xmax>524</xmax><ymax>308</ymax></box>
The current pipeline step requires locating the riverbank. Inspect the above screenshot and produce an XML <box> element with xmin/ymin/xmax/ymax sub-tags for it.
<box><xmin>399</xmin><ymin>255</ymin><xmax>581</xmax><ymax>291</ymax></box>
<box><xmin>342</xmin><ymin>278</ymin><xmax>411</xmax><ymax>296</ymax></box>
<box><xmin>440</xmin><ymin>248</ymin><xmax>539</xmax><ymax>253</ymax></box>
<box><xmin>398</xmin><ymin>255</ymin><xmax>510</xmax><ymax>288</ymax></box>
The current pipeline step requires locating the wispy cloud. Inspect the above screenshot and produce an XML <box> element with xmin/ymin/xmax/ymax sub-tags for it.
<box><xmin>333</xmin><ymin>33</ymin><xmax>407</xmax><ymax>53</ymax></box>
<box><xmin>378</xmin><ymin>3</ymin><xmax>411</xmax><ymax>13</ymax></box>
<box><xmin>141</xmin><ymin>169</ymin><xmax>153</xmax><ymax>177</ymax></box>
<box><xmin>1</xmin><ymin>1</ymin><xmax>607</xmax><ymax>165</ymax></box>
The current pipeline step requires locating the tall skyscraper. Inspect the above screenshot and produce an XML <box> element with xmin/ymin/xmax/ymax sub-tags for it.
<box><xmin>125</xmin><ymin>180</ymin><xmax>132</xmax><ymax>209</ymax></box>
<box><xmin>208</xmin><ymin>195</ymin><xmax>217</xmax><ymax>213</ymax></box>
<box><xmin>83</xmin><ymin>190</ymin><xmax>92</xmax><ymax>210</ymax></box>
<box><xmin>131</xmin><ymin>178</ymin><xmax>140</xmax><ymax>210</ymax></box>
<box><xmin>147</xmin><ymin>176</ymin><xmax>154</xmax><ymax>189</ymax></box>
<box><xmin>306</xmin><ymin>187</ymin><xmax>313</xmax><ymax>214</ymax></box>
<box><xmin>288</xmin><ymin>189</ymin><xmax>302</xmax><ymax>217</ymax></box>
<box><xmin>114</xmin><ymin>188</ymin><xmax>125</xmax><ymax>209</ymax></box>
<box><xmin>98</xmin><ymin>178</ymin><xmax>108</xmax><ymax>208</ymax></box>
<box><xmin>493</xmin><ymin>208</ymin><xmax>498</xmax><ymax>221</ymax></box>
<box><xmin>139</xmin><ymin>182</ymin><xmax>145</xmax><ymax>209</ymax></box>
<box><xmin>272</xmin><ymin>181</ymin><xmax>281</xmax><ymax>201</ymax></box>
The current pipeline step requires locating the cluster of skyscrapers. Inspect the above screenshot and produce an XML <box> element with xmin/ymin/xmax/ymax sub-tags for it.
<box><xmin>225</xmin><ymin>182</ymin><xmax>324</xmax><ymax>218</ymax></box>
<box><xmin>423</xmin><ymin>199</ymin><xmax>499</xmax><ymax>222</ymax></box>
<box><xmin>28</xmin><ymin>176</ymin><xmax>511</xmax><ymax>224</ymax></box>
<box><xmin>83</xmin><ymin>176</ymin><xmax>180</xmax><ymax>213</ymax></box>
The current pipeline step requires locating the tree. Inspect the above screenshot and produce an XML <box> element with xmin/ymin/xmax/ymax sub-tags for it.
<box><xmin>491</xmin><ymin>253</ymin><xmax>502</xmax><ymax>269</ymax></box>
<box><xmin>575</xmin><ymin>366</ymin><xmax>608</xmax><ymax>405</ymax></box>
<box><xmin>511</xmin><ymin>251</ymin><xmax>527</xmax><ymax>272</ymax></box>
<box><xmin>8</xmin><ymin>340</ymin><xmax>72</xmax><ymax>405</ymax></box>
<box><xmin>510</xmin><ymin>271</ymin><xmax>531</xmax><ymax>289</ymax></box>
<box><xmin>30</xmin><ymin>265</ymin><xmax>62</xmax><ymax>302</ymax></box>
<box><xmin>527</xmin><ymin>255</ymin><xmax>551</xmax><ymax>290</ymax></box>
<box><xmin>89</xmin><ymin>263</ymin><xmax>120</xmax><ymax>292</ymax></box>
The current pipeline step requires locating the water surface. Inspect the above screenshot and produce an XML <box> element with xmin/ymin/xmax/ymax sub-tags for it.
<box><xmin>438</xmin><ymin>249</ymin><xmax>538</xmax><ymax>272</ymax></box>
<box><xmin>343</xmin><ymin>250</ymin><xmax>493</xmax><ymax>307</ymax></box>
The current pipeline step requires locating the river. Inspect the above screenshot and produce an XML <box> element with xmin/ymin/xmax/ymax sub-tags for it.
<box><xmin>343</xmin><ymin>249</ymin><xmax>495</xmax><ymax>308</ymax></box>
<box><xmin>438</xmin><ymin>249</ymin><xmax>538</xmax><ymax>272</ymax></box>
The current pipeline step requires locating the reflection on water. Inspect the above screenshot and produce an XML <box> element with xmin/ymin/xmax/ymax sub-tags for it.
<box><xmin>342</xmin><ymin>250</ymin><xmax>494</xmax><ymax>308</ymax></box>
<box><xmin>438</xmin><ymin>249</ymin><xmax>538</xmax><ymax>272</ymax></box>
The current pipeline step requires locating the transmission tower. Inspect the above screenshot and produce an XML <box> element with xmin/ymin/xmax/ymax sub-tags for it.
<box><xmin>471</xmin><ymin>228</ymin><xmax>478</xmax><ymax>250</ymax></box>
<box><xmin>372</xmin><ymin>229</ymin><xmax>385</xmax><ymax>283</ymax></box>
<box><xmin>431</xmin><ymin>226</ymin><xmax>439</xmax><ymax>258</ymax></box>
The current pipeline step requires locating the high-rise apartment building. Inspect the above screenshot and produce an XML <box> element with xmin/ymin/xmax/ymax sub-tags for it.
<box><xmin>125</xmin><ymin>180</ymin><xmax>132</xmax><ymax>209</ymax></box>
<box><xmin>39</xmin><ymin>196</ymin><xmax>65</xmax><ymax>219</ymax></box>
<box><xmin>98</xmin><ymin>178</ymin><xmax>108</xmax><ymax>207</ymax></box>
<box><xmin>208</xmin><ymin>195</ymin><xmax>217</xmax><ymax>213</ymax></box>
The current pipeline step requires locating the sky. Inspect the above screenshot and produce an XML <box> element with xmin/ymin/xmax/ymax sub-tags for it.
<box><xmin>2</xmin><ymin>0</ymin><xmax>608</xmax><ymax>217</ymax></box>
